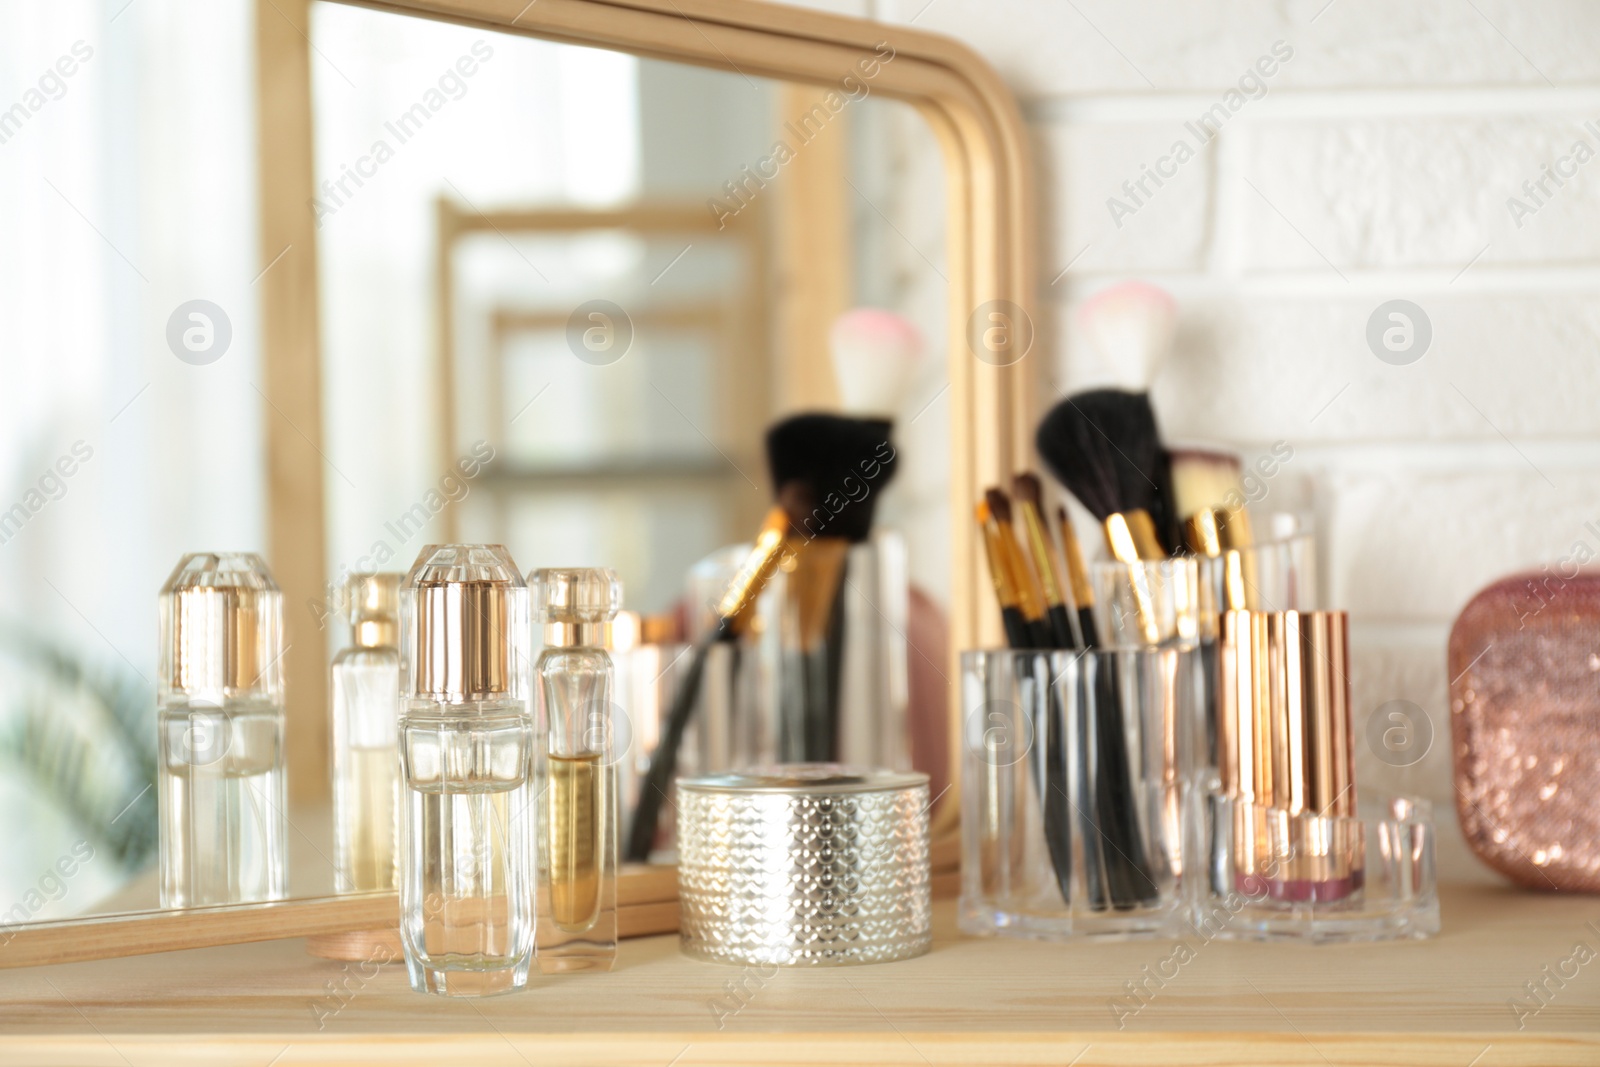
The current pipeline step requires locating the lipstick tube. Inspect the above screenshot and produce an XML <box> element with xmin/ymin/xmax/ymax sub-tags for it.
<box><xmin>1219</xmin><ymin>609</ymin><xmax>1362</xmax><ymax>903</ymax></box>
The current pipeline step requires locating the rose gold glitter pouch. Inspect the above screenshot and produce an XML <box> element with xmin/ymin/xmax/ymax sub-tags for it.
<box><xmin>1450</xmin><ymin>572</ymin><xmax>1600</xmax><ymax>892</ymax></box>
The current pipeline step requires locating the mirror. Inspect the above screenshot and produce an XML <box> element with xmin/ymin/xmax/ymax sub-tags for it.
<box><xmin>0</xmin><ymin>0</ymin><xmax>951</xmax><ymax>939</ymax></box>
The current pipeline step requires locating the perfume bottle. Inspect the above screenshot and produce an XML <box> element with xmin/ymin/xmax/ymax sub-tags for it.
<box><xmin>331</xmin><ymin>573</ymin><xmax>402</xmax><ymax>893</ymax></box>
<box><xmin>532</xmin><ymin>568</ymin><xmax>622</xmax><ymax>973</ymax></box>
<box><xmin>157</xmin><ymin>552</ymin><xmax>288</xmax><ymax>908</ymax></box>
<box><xmin>398</xmin><ymin>545</ymin><xmax>535</xmax><ymax>996</ymax></box>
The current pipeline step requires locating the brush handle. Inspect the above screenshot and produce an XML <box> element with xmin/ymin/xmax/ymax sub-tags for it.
<box><xmin>1072</xmin><ymin>672</ymin><xmax>1107</xmax><ymax>911</ymax></box>
<box><xmin>1038</xmin><ymin>659</ymin><xmax>1073</xmax><ymax>905</ymax></box>
<box><xmin>1077</xmin><ymin>606</ymin><xmax>1100</xmax><ymax>651</ymax></box>
<box><xmin>625</xmin><ymin>621</ymin><xmax>726</xmax><ymax>863</ymax></box>
<box><xmin>803</xmin><ymin>646</ymin><xmax>832</xmax><ymax>762</ymax></box>
<box><xmin>1089</xmin><ymin>654</ymin><xmax>1160</xmax><ymax>910</ymax></box>
<box><xmin>999</xmin><ymin>606</ymin><xmax>1032</xmax><ymax>650</ymax></box>
<box><xmin>1045</xmin><ymin>604</ymin><xmax>1076</xmax><ymax>649</ymax></box>
<box><xmin>1027</xmin><ymin>617</ymin><xmax>1054</xmax><ymax>649</ymax></box>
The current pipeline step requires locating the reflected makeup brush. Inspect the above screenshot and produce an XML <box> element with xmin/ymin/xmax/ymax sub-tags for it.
<box><xmin>766</xmin><ymin>413</ymin><xmax>900</xmax><ymax>762</ymax></box>
<box><xmin>748</xmin><ymin>309</ymin><xmax>923</xmax><ymax>763</ymax></box>
<box><xmin>1012</xmin><ymin>473</ymin><xmax>1077</xmax><ymax>649</ymax></box>
<box><xmin>625</xmin><ymin>507</ymin><xmax>796</xmax><ymax>863</ymax></box>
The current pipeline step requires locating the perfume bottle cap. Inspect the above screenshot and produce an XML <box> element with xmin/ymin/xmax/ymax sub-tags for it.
<box><xmin>532</xmin><ymin>568</ymin><xmax>622</xmax><ymax>648</ymax></box>
<box><xmin>346</xmin><ymin>572</ymin><xmax>401</xmax><ymax>649</ymax></box>
<box><xmin>405</xmin><ymin>545</ymin><xmax>527</xmax><ymax>702</ymax></box>
<box><xmin>160</xmin><ymin>552</ymin><xmax>284</xmax><ymax>703</ymax></box>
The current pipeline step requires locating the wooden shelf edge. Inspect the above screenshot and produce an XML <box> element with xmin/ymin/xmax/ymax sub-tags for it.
<box><xmin>3</xmin><ymin>1030</ymin><xmax>1595</xmax><ymax>1067</ymax></box>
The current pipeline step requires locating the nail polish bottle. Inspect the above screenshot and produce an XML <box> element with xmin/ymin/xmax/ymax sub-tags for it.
<box><xmin>331</xmin><ymin>573</ymin><xmax>402</xmax><ymax>893</ymax></box>
<box><xmin>531</xmin><ymin>568</ymin><xmax>622</xmax><ymax>973</ymax></box>
<box><xmin>157</xmin><ymin>552</ymin><xmax>288</xmax><ymax>908</ymax></box>
<box><xmin>398</xmin><ymin>545</ymin><xmax>536</xmax><ymax>996</ymax></box>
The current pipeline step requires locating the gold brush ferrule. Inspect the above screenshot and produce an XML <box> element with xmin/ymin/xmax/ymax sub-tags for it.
<box><xmin>714</xmin><ymin>507</ymin><xmax>795</xmax><ymax>625</ymax></box>
<box><xmin>1216</xmin><ymin>506</ymin><xmax>1255</xmax><ymax>550</ymax></box>
<box><xmin>1057</xmin><ymin>511</ymin><xmax>1094</xmax><ymax>610</ymax></box>
<box><xmin>1017</xmin><ymin>501</ymin><xmax>1065</xmax><ymax>606</ymax></box>
<box><xmin>1104</xmin><ymin>512</ymin><xmax>1141</xmax><ymax>566</ymax></box>
<box><xmin>1187</xmin><ymin>508</ymin><xmax>1250</xmax><ymax>610</ymax></box>
<box><xmin>1124</xmin><ymin>509</ymin><xmax>1167</xmax><ymax>561</ymax></box>
<box><xmin>995</xmin><ymin>518</ymin><xmax>1045</xmax><ymax>622</ymax></box>
<box><xmin>1103</xmin><ymin>510</ymin><xmax>1163</xmax><ymax>645</ymax></box>
<box><xmin>1186</xmin><ymin>508</ymin><xmax>1224</xmax><ymax>558</ymax></box>
<box><xmin>976</xmin><ymin>505</ymin><xmax>1021</xmax><ymax>610</ymax></box>
<box><xmin>1217</xmin><ymin>507</ymin><xmax>1258</xmax><ymax>610</ymax></box>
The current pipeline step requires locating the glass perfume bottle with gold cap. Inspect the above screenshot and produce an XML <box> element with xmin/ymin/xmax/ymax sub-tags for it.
<box><xmin>531</xmin><ymin>567</ymin><xmax>622</xmax><ymax>973</ymax></box>
<box><xmin>157</xmin><ymin>552</ymin><xmax>288</xmax><ymax>908</ymax></box>
<box><xmin>398</xmin><ymin>545</ymin><xmax>535</xmax><ymax>997</ymax></box>
<box><xmin>331</xmin><ymin>573</ymin><xmax>402</xmax><ymax>893</ymax></box>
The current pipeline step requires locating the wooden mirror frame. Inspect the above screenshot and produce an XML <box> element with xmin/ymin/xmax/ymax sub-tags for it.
<box><xmin>3</xmin><ymin>0</ymin><xmax>1033</xmax><ymax>968</ymax></box>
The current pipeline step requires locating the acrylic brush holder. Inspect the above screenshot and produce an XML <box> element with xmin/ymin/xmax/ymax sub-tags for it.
<box><xmin>1195</xmin><ymin>790</ymin><xmax>1439</xmax><ymax>942</ymax></box>
<box><xmin>959</xmin><ymin>646</ymin><xmax>1198</xmax><ymax>940</ymax></box>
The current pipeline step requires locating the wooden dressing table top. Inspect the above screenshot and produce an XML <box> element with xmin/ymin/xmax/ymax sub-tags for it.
<box><xmin>1</xmin><ymin>832</ymin><xmax>1597</xmax><ymax>1067</ymax></box>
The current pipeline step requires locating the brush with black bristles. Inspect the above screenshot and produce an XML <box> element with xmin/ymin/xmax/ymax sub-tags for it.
<box><xmin>766</xmin><ymin>413</ymin><xmax>899</xmax><ymax>763</ymax></box>
<box><xmin>1068</xmin><ymin>280</ymin><xmax>1183</xmax><ymax>551</ymax></box>
<box><xmin>1037</xmin><ymin>292</ymin><xmax>1183</xmax><ymax>907</ymax></box>
<box><xmin>1037</xmin><ymin>390</ymin><xmax>1175</xmax><ymax>562</ymax></box>
<box><xmin>1035</xmin><ymin>415</ymin><xmax>1165</xmax><ymax>908</ymax></box>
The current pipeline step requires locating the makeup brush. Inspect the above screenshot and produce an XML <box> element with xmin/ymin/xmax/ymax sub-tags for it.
<box><xmin>1044</xmin><ymin>500</ymin><xmax>1116</xmax><ymax>910</ymax></box>
<box><xmin>1072</xmin><ymin>280</ymin><xmax>1181</xmax><ymax>551</ymax></box>
<box><xmin>1057</xmin><ymin>506</ymin><xmax>1097</xmax><ymax>650</ymax></box>
<box><xmin>1173</xmin><ymin>449</ymin><xmax>1262</xmax><ymax>617</ymax></box>
<box><xmin>625</xmin><ymin>506</ymin><xmax>796</xmax><ymax>863</ymax></box>
<box><xmin>984</xmin><ymin>487</ymin><xmax>1052</xmax><ymax>648</ymax></box>
<box><xmin>975</xmin><ymin>499</ymin><xmax>1033</xmax><ymax>649</ymax></box>
<box><xmin>1170</xmin><ymin>448</ymin><xmax>1244</xmax><ymax>523</ymax></box>
<box><xmin>974</xmin><ymin>497</ymin><xmax>1074</xmax><ymax>906</ymax></box>
<box><xmin>1035</xmin><ymin>396</ymin><xmax>1167</xmax><ymax>909</ymax></box>
<box><xmin>1011</xmin><ymin>473</ymin><xmax>1077</xmax><ymax>648</ymax></box>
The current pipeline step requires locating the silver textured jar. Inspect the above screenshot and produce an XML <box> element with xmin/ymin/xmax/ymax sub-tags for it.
<box><xmin>676</xmin><ymin>764</ymin><xmax>932</xmax><ymax>966</ymax></box>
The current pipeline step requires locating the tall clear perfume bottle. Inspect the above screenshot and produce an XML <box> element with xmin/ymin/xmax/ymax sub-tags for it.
<box><xmin>157</xmin><ymin>552</ymin><xmax>288</xmax><ymax>908</ymax></box>
<box><xmin>331</xmin><ymin>573</ymin><xmax>402</xmax><ymax>893</ymax></box>
<box><xmin>531</xmin><ymin>568</ymin><xmax>622</xmax><ymax>973</ymax></box>
<box><xmin>399</xmin><ymin>545</ymin><xmax>535</xmax><ymax>997</ymax></box>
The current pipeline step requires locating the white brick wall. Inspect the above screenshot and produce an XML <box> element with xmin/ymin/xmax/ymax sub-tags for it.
<box><xmin>797</xmin><ymin>0</ymin><xmax>1600</xmax><ymax>806</ymax></box>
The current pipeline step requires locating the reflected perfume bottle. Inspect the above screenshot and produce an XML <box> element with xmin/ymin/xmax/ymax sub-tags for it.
<box><xmin>331</xmin><ymin>573</ymin><xmax>402</xmax><ymax>893</ymax></box>
<box><xmin>398</xmin><ymin>545</ymin><xmax>535</xmax><ymax>997</ymax></box>
<box><xmin>157</xmin><ymin>553</ymin><xmax>288</xmax><ymax>909</ymax></box>
<box><xmin>531</xmin><ymin>568</ymin><xmax>622</xmax><ymax>973</ymax></box>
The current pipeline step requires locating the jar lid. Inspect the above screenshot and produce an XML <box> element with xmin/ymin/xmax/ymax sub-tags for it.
<box><xmin>678</xmin><ymin>763</ymin><xmax>927</xmax><ymax>796</ymax></box>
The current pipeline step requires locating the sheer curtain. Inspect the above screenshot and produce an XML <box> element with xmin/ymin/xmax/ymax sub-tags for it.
<box><xmin>0</xmin><ymin>0</ymin><xmax>261</xmax><ymax>908</ymax></box>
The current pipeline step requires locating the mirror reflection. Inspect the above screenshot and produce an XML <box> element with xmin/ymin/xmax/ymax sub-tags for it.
<box><xmin>0</xmin><ymin>0</ymin><xmax>948</xmax><ymax>933</ymax></box>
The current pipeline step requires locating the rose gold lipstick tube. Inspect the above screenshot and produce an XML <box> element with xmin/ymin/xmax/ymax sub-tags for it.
<box><xmin>1219</xmin><ymin>609</ymin><xmax>1363</xmax><ymax>902</ymax></box>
